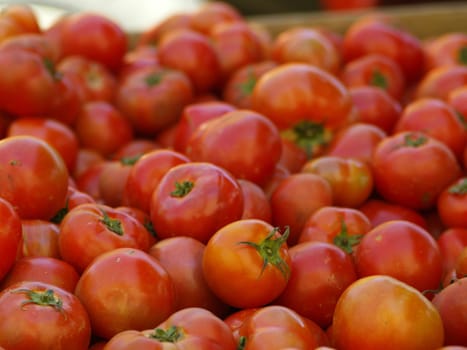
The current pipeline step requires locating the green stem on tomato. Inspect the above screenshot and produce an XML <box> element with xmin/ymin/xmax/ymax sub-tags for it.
<box><xmin>100</xmin><ymin>210</ymin><xmax>124</xmax><ymax>236</ymax></box>
<box><xmin>333</xmin><ymin>219</ymin><xmax>363</xmax><ymax>254</ymax></box>
<box><xmin>13</xmin><ymin>288</ymin><xmax>64</xmax><ymax>312</ymax></box>
<box><xmin>448</xmin><ymin>178</ymin><xmax>467</xmax><ymax>195</ymax></box>
<box><xmin>170</xmin><ymin>180</ymin><xmax>194</xmax><ymax>198</ymax></box>
<box><xmin>149</xmin><ymin>325</ymin><xmax>183</xmax><ymax>342</ymax></box>
<box><xmin>403</xmin><ymin>133</ymin><xmax>427</xmax><ymax>147</ymax></box>
<box><xmin>370</xmin><ymin>69</ymin><xmax>388</xmax><ymax>90</ymax></box>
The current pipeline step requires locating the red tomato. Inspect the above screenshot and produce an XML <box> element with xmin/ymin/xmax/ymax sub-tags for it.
<box><xmin>115</xmin><ymin>65</ymin><xmax>194</xmax><ymax>135</ymax></box>
<box><xmin>447</xmin><ymin>85</ymin><xmax>467</xmax><ymax>124</ymax></box>
<box><xmin>270</xmin><ymin>173</ymin><xmax>333</xmax><ymax>245</ymax></box>
<box><xmin>58</xmin><ymin>203</ymin><xmax>151</xmax><ymax>273</ymax></box>
<box><xmin>72</xmin><ymin>148</ymin><xmax>104</xmax><ymax>180</ymax></box>
<box><xmin>0</xmin><ymin>136</ymin><xmax>69</xmax><ymax>220</ymax></box>
<box><xmin>111</xmin><ymin>138</ymin><xmax>160</xmax><ymax>161</ymax></box>
<box><xmin>97</xmin><ymin>160</ymin><xmax>133</xmax><ymax>208</ymax></box>
<box><xmin>137</xmin><ymin>12</ymin><xmax>193</xmax><ymax>46</ymax></box>
<box><xmin>340</xmin><ymin>54</ymin><xmax>406</xmax><ymax>101</ymax></box>
<box><xmin>20</xmin><ymin>220</ymin><xmax>61</xmax><ymax>259</ymax></box>
<box><xmin>0</xmin><ymin>4</ymin><xmax>40</xmax><ymax>36</ymax></box>
<box><xmin>118</xmin><ymin>44</ymin><xmax>160</xmax><ymax>80</ymax></box>
<box><xmin>301</xmin><ymin>156</ymin><xmax>374</xmax><ymax>208</ymax></box>
<box><xmin>372</xmin><ymin>131</ymin><xmax>462</xmax><ymax>210</ymax></box>
<box><xmin>320</xmin><ymin>0</ymin><xmax>378</xmax><ymax>11</ymax></box>
<box><xmin>0</xmin><ymin>281</ymin><xmax>91</xmax><ymax>349</ymax></box>
<box><xmin>190</xmin><ymin>1</ymin><xmax>244</xmax><ymax>35</ymax></box>
<box><xmin>424</xmin><ymin>32</ymin><xmax>467</xmax><ymax>71</ymax></box>
<box><xmin>0</xmin><ymin>32</ymin><xmax>60</xmax><ymax>63</ymax></box>
<box><xmin>437</xmin><ymin>227</ymin><xmax>467</xmax><ymax>276</ymax></box>
<box><xmin>74</xmin><ymin>101</ymin><xmax>134</xmax><ymax>158</ymax></box>
<box><xmin>123</xmin><ymin>149</ymin><xmax>190</xmax><ymax>213</ymax></box>
<box><xmin>354</xmin><ymin>220</ymin><xmax>443</xmax><ymax>293</ymax></box>
<box><xmin>186</xmin><ymin>109</ymin><xmax>282</xmax><ymax>186</ymax></box>
<box><xmin>0</xmin><ymin>197</ymin><xmax>22</xmax><ymax>281</ymax></box>
<box><xmin>252</xmin><ymin>63</ymin><xmax>353</xmax><ymax>131</ymax></box>
<box><xmin>52</xmin><ymin>12</ymin><xmax>127</xmax><ymax>72</ymax></box>
<box><xmin>150</xmin><ymin>162</ymin><xmax>244</xmax><ymax>243</ymax></box>
<box><xmin>238</xmin><ymin>179</ymin><xmax>272</xmax><ymax>223</ymax></box>
<box><xmin>148</xmin><ymin>236</ymin><xmax>230</xmax><ymax>317</ymax></box>
<box><xmin>104</xmin><ymin>307</ymin><xmax>237</xmax><ymax>350</ymax></box>
<box><xmin>332</xmin><ymin>275</ymin><xmax>444</xmax><ymax>349</ymax></box>
<box><xmin>275</xmin><ymin>241</ymin><xmax>358</xmax><ymax>328</ymax></box>
<box><xmin>415</xmin><ymin>65</ymin><xmax>467</xmax><ymax>101</ymax></box>
<box><xmin>271</xmin><ymin>27</ymin><xmax>340</xmax><ymax>74</ymax></box>
<box><xmin>394</xmin><ymin>98</ymin><xmax>467</xmax><ymax>160</ymax></box>
<box><xmin>74</xmin><ymin>248</ymin><xmax>175</xmax><ymax>340</ymax></box>
<box><xmin>7</xmin><ymin>117</ymin><xmax>79</xmax><ymax>173</ymax></box>
<box><xmin>432</xmin><ymin>277</ymin><xmax>467</xmax><ymax>346</ymax></box>
<box><xmin>202</xmin><ymin>219</ymin><xmax>291</xmax><ymax>308</ymax></box>
<box><xmin>0</xmin><ymin>256</ymin><xmax>79</xmax><ymax>293</ymax></box>
<box><xmin>437</xmin><ymin>177</ymin><xmax>467</xmax><ymax>229</ymax></box>
<box><xmin>278</xmin><ymin>136</ymin><xmax>308</xmax><ymax>174</ymax></box>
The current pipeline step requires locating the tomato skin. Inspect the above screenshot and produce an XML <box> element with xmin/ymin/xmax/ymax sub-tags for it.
<box><xmin>372</xmin><ymin>131</ymin><xmax>462</xmax><ymax>210</ymax></box>
<box><xmin>275</xmin><ymin>241</ymin><xmax>358</xmax><ymax>328</ymax></box>
<box><xmin>251</xmin><ymin>63</ymin><xmax>353</xmax><ymax>130</ymax></box>
<box><xmin>415</xmin><ymin>65</ymin><xmax>467</xmax><ymax>101</ymax></box>
<box><xmin>202</xmin><ymin>219</ymin><xmax>291</xmax><ymax>308</ymax></box>
<box><xmin>424</xmin><ymin>32</ymin><xmax>467</xmax><ymax>71</ymax></box>
<box><xmin>0</xmin><ymin>136</ymin><xmax>69</xmax><ymax>220</ymax></box>
<box><xmin>19</xmin><ymin>220</ymin><xmax>61</xmax><ymax>259</ymax></box>
<box><xmin>0</xmin><ymin>33</ymin><xmax>61</xmax><ymax>63</ymax></box>
<box><xmin>432</xmin><ymin>277</ymin><xmax>467</xmax><ymax>346</ymax></box>
<box><xmin>238</xmin><ymin>179</ymin><xmax>272</xmax><ymax>223</ymax></box>
<box><xmin>437</xmin><ymin>228</ymin><xmax>467</xmax><ymax>276</ymax></box>
<box><xmin>58</xmin><ymin>203</ymin><xmax>151</xmax><ymax>273</ymax></box>
<box><xmin>186</xmin><ymin>109</ymin><xmax>282</xmax><ymax>186</ymax></box>
<box><xmin>0</xmin><ymin>281</ymin><xmax>91</xmax><ymax>350</ymax></box>
<box><xmin>355</xmin><ymin>220</ymin><xmax>443</xmax><ymax>293</ymax></box>
<box><xmin>190</xmin><ymin>1</ymin><xmax>243</xmax><ymax>35</ymax></box>
<box><xmin>333</xmin><ymin>275</ymin><xmax>444</xmax><ymax>350</ymax></box>
<box><xmin>150</xmin><ymin>162</ymin><xmax>244</xmax><ymax>243</ymax></box>
<box><xmin>137</xmin><ymin>12</ymin><xmax>193</xmax><ymax>47</ymax></box>
<box><xmin>0</xmin><ymin>197</ymin><xmax>22</xmax><ymax>281</ymax></box>
<box><xmin>75</xmin><ymin>248</ymin><xmax>175</xmax><ymax>340</ymax></box>
<box><xmin>437</xmin><ymin>177</ymin><xmax>467</xmax><ymax>229</ymax></box>
<box><xmin>0</xmin><ymin>256</ymin><xmax>79</xmax><ymax>293</ymax></box>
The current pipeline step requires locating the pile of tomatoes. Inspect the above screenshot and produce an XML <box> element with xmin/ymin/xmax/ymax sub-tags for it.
<box><xmin>0</xmin><ymin>2</ymin><xmax>466</xmax><ymax>349</ymax></box>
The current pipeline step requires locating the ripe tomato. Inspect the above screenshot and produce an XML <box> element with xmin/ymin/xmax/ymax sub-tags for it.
<box><xmin>0</xmin><ymin>197</ymin><xmax>22</xmax><ymax>281</ymax></box>
<box><xmin>424</xmin><ymin>32</ymin><xmax>467</xmax><ymax>71</ymax></box>
<box><xmin>415</xmin><ymin>65</ymin><xmax>467</xmax><ymax>101</ymax></box>
<box><xmin>0</xmin><ymin>32</ymin><xmax>60</xmax><ymax>63</ymax></box>
<box><xmin>275</xmin><ymin>241</ymin><xmax>358</xmax><ymax>328</ymax></box>
<box><xmin>190</xmin><ymin>1</ymin><xmax>243</xmax><ymax>35</ymax></box>
<box><xmin>238</xmin><ymin>179</ymin><xmax>272</xmax><ymax>222</ymax></box>
<box><xmin>432</xmin><ymin>277</ymin><xmax>467</xmax><ymax>346</ymax></box>
<box><xmin>372</xmin><ymin>131</ymin><xmax>462</xmax><ymax>210</ymax></box>
<box><xmin>20</xmin><ymin>220</ymin><xmax>61</xmax><ymax>259</ymax></box>
<box><xmin>447</xmin><ymin>85</ymin><xmax>467</xmax><ymax>124</ymax></box>
<box><xmin>148</xmin><ymin>236</ymin><xmax>231</xmax><ymax>317</ymax></box>
<box><xmin>202</xmin><ymin>219</ymin><xmax>291</xmax><ymax>308</ymax></box>
<box><xmin>437</xmin><ymin>177</ymin><xmax>467</xmax><ymax>229</ymax></box>
<box><xmin>437</xmin><ymin>228</ymin><xmax>467</xmax><ymax>276</ymax></box>
<box><xmin>74</xmin><ymin>247</ymin><xmax>175</xmax><ymax>340</ymax></box>
<box><xmin>150</xmin><ymin>162</ymin><xmax>244</xmax><ymax>243</ymax></box>
<box><xmin>332</xmin><ymin>275</ymin><xmax>444</xmax><ymax>349</ymax></box>
<box><xmin>0</xmin><ymin>281</ymin><xmax>91</xmax><ymax>349</ymax></box>
<box><xmin>137</xmin><ymin>12</ymin><xmax>193</xmax><ymax>46</ymax></box>
<box><xmin>186</xmin><ymin>109</ymin><xmax>282</xmax><ymax>186</ymax></box>
<box><xmin>354</xmin><ymin>220</ymin><xmax>443</xmax><ymax>293</ymax></box>
<box><xmin>97</xmin><ymin>160</ymin><xmax>133</xmax><ymax>207</ymax></box>
<box><xmin>0</xmin><ymin>136</ymin><xmax>69</xmax><ymax>220</ymax></box>
<box><xmin>58</xmin><ymin>203</ymin><xmax>151</xmax><ymax>273</ymax></box>
<box><xmin>104</xmin><ymin>307</ymin><xmax>237</xmax><ymax>350</ymax></box>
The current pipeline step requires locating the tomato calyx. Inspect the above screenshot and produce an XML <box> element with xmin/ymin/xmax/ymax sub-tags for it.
<box><xmin>43</xmin><ymin>57</ymin><xmax>62</xmax><ymax>81</ymax></box>
<box><xmin>238</xmin><ymin>226</ymin><xmax>290</xmax><ymax>279</ymax></box>
<box><xmin>144</xmin><ymin>217</ymin><xmax>158</xmax><ymax>239</ymax></box>
<box><xmin>282</xmin><ymin>120</ymin><xmax>331</xmax><ymax>159</ymax></box>
<box><xmin>50</xmin><ymin>198</ymin><xmax>69</xmax><ymax>224</ymax></box>
<box><xmin>403</xmin><ymin>133</ymin><xmax>427</xmax><ymax>147</ymax></box>
<box><xmin>239</xmin><ymin>69</ymin><xmax>257</xmax><ymax>97</ymax></box>
<box><xmin>100</xmin><ymin>210</ymin><xmax>124</xmax><ymax>235</ymax></box>
<box><xmin>120</xmin><ymin>154</ymin><xmax>142</xmax><ymax>166</ymax></box>
<box><xmin>148</xmin><ymin>325</ymin><xmax>183</xmax><ymax>343</ymax></box>
<box><xmin>170</xmin><ymin>180</ymin><xmax>194</xmax><ymax>197</ymax></box>
<box><xmin>145</xmin><ymin>72</ymin><xmax>164</xmax><ymax>87</ymax></box>
<box><xmin>13</xmin><ymin>288</ymin><xmax>64</xmax><ymax>312</ymax></box>
<box><xmin>237</xmin><ymin>335</ymin><xmax>247</xmax><ymax>350</ymax></box>
<box><xmin>333</xmin><ymin>220</ymin><xmax>363</xmax><ymax>254</ymax></box>
<box><xmin>448</xmin><ymin>178</ymin><xmax>467</xmax><ymax>194</ymax></box>
<box><xmin>370</xmin><ymin>69</ymin><xmax>388</xmax><ymax>90</ymax></box>
<box><xmin>455</xmin><ymin>111</ymin><xmax>467</xmax><ymax>129</ymax></box>
<box><xmin>458</xmin><ymin>46</ymin><xmax>467</xmax><ymax>65</ymax></box>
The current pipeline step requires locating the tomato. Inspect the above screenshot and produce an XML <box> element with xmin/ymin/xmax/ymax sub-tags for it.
<box><xmin>115</xmin><ymin>206</ymin><xmax>157</xmax><ymax>246</ymax></box>
<box><xmin>52</xmin><ymin>12</ymin><xmax>127</xmax><ymax>72</ymax></box>
<box><xmin>415</xmin><ymin>65</ymin><xmax>467</xmax><ymax>101</ymax></box>
<box><xmin>115</xmin><ymin>65</ymin><xmax>194</xmax><ymax>136</ymax></box>
<box><xmin>354</xmin><ymin>220</ymin><xmax>443</xmax><ymax>293</ymax></box>
<box><xmin>104</xmin><ymin>307</ymin><xmax>237</xmax><ymax>350</ymax></box>
<box><xmin>320</xmin><ymin>0</ymin><xmax>378</xmax><ymax>11</ymax></box>
<box><xmin>437</xmin><ymin>177</ymin><xmax>467</xmax><ymax>229</ymax></box>
<box><xmin>252</xmin><ymin>63</ymin><xmax>353</xmax><ymax>131</ymax></box>
<box><xmin>190</xmin><ymin>1</ymin><xmax>243</xmax><ymax>35</ymax></box>
<box><xmin>358</xmin><ymin>198</ymin><xmax>429</xmax><ymax>229</ymax></box>
<box><xmin>0</xmin><ymin>256</ymin><xmax>79</xmax><ymax>293</ymax></box>
<box><xmin>437</xmin><ymin>228</ymin><xmax>467</xmax><ymax>276</ymax></box>
<box><xmin>275</xmin><ymin>241</ymin><xmax>358</xmax><ymax>328</ymax></box>
<box><xmin>58</xmin><ymin>203</ymin><xmax>151</xmax><ymax>273</ymax></box>
<box><xmin>7</xmin><ymin>117</ymin><xmax>79</xmax><ymax>173</ymax></box>
<box><xmin>0</xmin><ymin>4</ymin><xmax>40</xmax><ymax>36</ymax></box>
<box><xmin>332</xmin><ymin>275</ymin><xmax>444</xmax><ymax>349</ymax></box>
<box><xmin>301</xmin><ymin>155</ymin><xmax>374</xmax><ymax>208</ymax></box>
<box><xmin>186</xmin><ymin>109</ymin><xmax>282</xmax><ymax>186</ymax></box>
<box><xmin>424</xmin><ymin>32</ymin><xmax>467</xmax><ymax>71</ymax></box>
<box><xmin>0</xmin><ymin>33</ymin><xmax>60</xmax><ymax>63</ymax></box>
<box><xmin>97</xmin><ymin>160</ymin><xmax>133</xmax><ymax>207</ymax></box>
<box><xmin>111</xmin><ymin>138</ymin><xmax>160</xmax><ymax>161</ymax></box>
<box><xmin>270</xmin><ymin>173</ymin><xmax>333</xmax><ymax>245</ymax></box>
<box><xmin>238</xmin><ymin>179</ymin><xmax>272</xmax><ymax>222</ymax></box>
<box><xmin>0</xmin><ymin>136</ymin><xmax>69</xmax><ymax>220</ymax></box>
<box><xmin>432</xmin><ymin>277</ymin><xmax>467</xmax><ymax>346</ymax></box>
<box><xmin>271</xmin><ymin>27</ymin><xmax>340</xmax><ymax>74</ymax></box>
<box><xmin>123</xmin><ymin>149</ymin><xmax>190</xmax><ymax>213</ymax></box>
<box><xmin>236</xmin><ymin>305</ymin><xmax>329</xmax><ymax>349</ymax></box>
<box><xmin>324</xmin><ymin>122</ymin><xmax>387</xmax><ymax>166</ymax></box>
<box><xmin>340</xmin><ymin>54</ymin><xmax>406</xmax><ymax>102</ymax></box>
<box><xmin>394</xmin><ymin>98</ymin><xmax>467</xmax><ymax>161</ymax></box>
<box><xmin>74</xmin><ymin>101</ymin><xmax>134</xmax><ymax>158</ymax></box>
<box><xmin>0</xmin><ymin>197</ymin><xmax>22</xmax><ymax>281</ymax></box>
<box><xmin>48</xmin><ymin>74</ymin><xmax>83</xmax><ymax>126</ymax></box>
<box><xmin>372</xmin><ymin>131</ymin><xmax>462</xmax><ymax>210</ymax></box>
<box><xmin>137</xmin><ymin>12</ymin><xmax>193</xmax><ymax>47</ymax></box>
<box><xmin>278</xmin><ymin>136</ymin><xmax>308</xmax><ymax>174</ymax></box>
<box><xmin>298</xmin><ymin>206</ymin><xmax>372</xmax><ymax>254</ymax></box>
<box><xmin>75</xmin><ymin>248</ymin><xmax>175</xmax><ymax>340</ymax></box>
<box><xmin>447</xmin><ymin>85</ymin><xmax>467</xmax><ymax>125</ymax></box>
<box><xmin>222</xmin><ymin>60</ymin><xmax>278</xmax><ymax>110</ymax></box>
<box><xmin>118</xmin><ymin>44</ymin><xmax>160</xmax><ymax>81</ymax></box>
<box><xmin>148</xmin><ymin>236</ymin><xmax>231</xmax><ymax>317</ymax></box>
<box><xmin>0</xmin><ymin>281</ymin><xmax>91</xmax><ymax>349</ymax></box>
<box><xmin>157</xmin><ymin>29</ymin><xmax>222</xmax><ymax>94</ymax></box>
<box><xmin>75</xmin><ymin>162</ymin><xmax>107</xmax><ymax>202</ymax></box>
<box><xmin>20</xmin><ymin>220</ymin><xmax>60</xmax><ymax>259</ymax></box>
<box><xmin>202</xmin><ymin>219</ymin><xmax>290</xmax><ymax>308</ymax></box>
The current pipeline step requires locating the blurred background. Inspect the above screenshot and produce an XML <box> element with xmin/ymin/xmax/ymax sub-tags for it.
<box><xmin>0</xmin><ymin>0</ymin><xmax>464</xmax><ymax>31</ymax></box>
